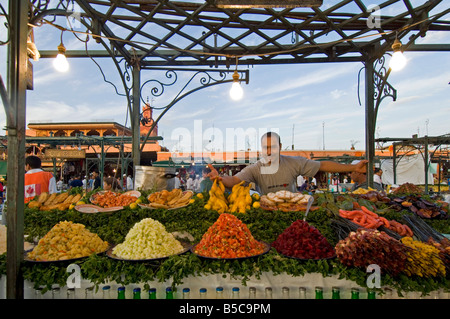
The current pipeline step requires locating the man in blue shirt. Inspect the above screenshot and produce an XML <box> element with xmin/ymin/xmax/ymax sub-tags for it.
<box><xmin>69</xmin><ymin>175</ymin><xmax>83</xmax><ymax>188</ymax></box>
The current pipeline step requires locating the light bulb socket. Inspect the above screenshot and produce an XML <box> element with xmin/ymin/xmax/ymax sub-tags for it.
<box><xmin>57</xmin><ymin>43</ymin><xmax>66</xmax><ymax>55</ymax></box>
<box><xmin>232</xmin><ymin>70</ymin><xmax>240</xmax><ymax>82</ymax></box>
<box><xmin>391</xmin><ymin>38</ymin><xmax>402</xmax><ymax>53</ymax></box>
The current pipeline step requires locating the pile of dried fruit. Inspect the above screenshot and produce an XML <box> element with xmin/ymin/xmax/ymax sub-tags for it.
<box><xmin>392</xmin><ymin>183</ymin><xmax>423</xmax><ymax>195</ymax></box>
<box><xmin>335</xmin><ymin>228</ymin><xmax>410</xmax><ymax>276</ymax></box>
<box><xmin>271</xmin><ymin>220</ymin><xmax>335</xmax><ymax>260</ymax></box>
<box><xmin>27</xmin><ymin>221</ymin><xmax>109</xmax><ymax>261</ymax></box>
<box><xmin>194</xmin><ymin>213</ymin><xmax>266</xmax><ymax>258</ymax></box>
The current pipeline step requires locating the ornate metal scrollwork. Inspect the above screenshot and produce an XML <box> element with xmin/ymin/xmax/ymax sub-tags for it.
<box><xmin>139</xmin><ymin>68</ymin><xmax>236</xmax><ymax>107</ymax></box>
<box><xmin>138</xmin><ymin>68</ymin><xmax>248</xmax><ymax>151</ymax></box>
<box><xmin>0</xmin><ymin>3</ymin><xmax>10</xmax><ymax>46</ymax></box>
<box><xmin>373</xmin><ymin>54</ymin><xmax>397</xmax><ymax>111</ymax></box>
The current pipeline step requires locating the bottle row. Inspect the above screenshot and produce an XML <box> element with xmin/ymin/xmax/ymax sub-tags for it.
<box><xmin>37</xmin><ymin>285</ymin><xmax>386</xmax><ymax>299</ymax></box>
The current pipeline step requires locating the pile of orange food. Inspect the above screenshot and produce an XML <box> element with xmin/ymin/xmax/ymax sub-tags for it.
<box><xmin>387</xmin><ymin>220</ymin><xmax>414</xmax><ymax>237</ymax></box>
<box><xmin>339</xmin><ymin>205</ymin><xmax>414</xmax><ymax>237</ymax></box>
<box><xmin>90</xmin><ymin>191</ymin><xmax>137</xmax><ymax>208</ymax></box>
<box><xmin>194</xmin><ymin>213</ymin><xmax>266</xmax><ymax>259</ymax></box>
<box><xmin>339</xmin><ymin>206</ymin><xmax>388</xmax><ymax>229</ymax></box>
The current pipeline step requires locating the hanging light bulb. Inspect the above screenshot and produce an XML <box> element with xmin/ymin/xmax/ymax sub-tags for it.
<box><xmin>229</xmin><ymin>69</ymin><xmax>243</xmax><ymax>100</ymax></box>
<box><xmin>389</xmin><ymin>38</ymin><xmax>407</xmax><ymax>71</ymax></box>
<box><xmin>53</xmin><ymin>43</ymin><xmax>69</xmax><ymax>72</ymax></box>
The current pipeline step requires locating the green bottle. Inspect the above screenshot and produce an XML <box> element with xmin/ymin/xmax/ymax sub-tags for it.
<box><xmin>368</xmin><ymin>290</ymin><xmax>376</xmax><ymax>299</ymax></box>
<box><xmin>148</xmin><ymin>288</ymin><xmax>157</xmax><ymax>299</ymax></box>
<box><xmin>351</xmin><ymin>288</ymin><xmax>360</xmax><ymax>299</ymax></box>
<box><xmin>133</xmin><ymin>288</ymin><xmax>141</xmax><ymax>299</ymax></box>
<box><xmin>166</xmin><ymin>287</ymin><xmax>174</xmax><ymax>299</ymax></box>
<box><xmin>117</xmin><ymin>286</ymin><xmax>126</xmax><ymax>299</ymax></box>
<box><xmin>315</xmin><ymin>287</ymin><xmax>323</xmax><ymax>299</ymax></box>
<box><xmin>331</xmin><ymin>287</ymin><xmax>340</xmax><ymax>299</ymax></box>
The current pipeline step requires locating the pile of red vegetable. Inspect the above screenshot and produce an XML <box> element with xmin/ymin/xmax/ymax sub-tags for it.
<box><xmin>271</xmin><ymin>220</ymin><xmax>335</xmax><ymax>260</ymax></box>
<box><xmin>194</xmin><ymin>213</ymin><xmax>266</xmax><ymax>259</ymax></box>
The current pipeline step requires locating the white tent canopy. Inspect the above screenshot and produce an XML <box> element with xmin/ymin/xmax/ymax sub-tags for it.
<box><xmin>380</xmin><ymin>154</ymin><xmax>434</xmax><ymax>185</ymax></box>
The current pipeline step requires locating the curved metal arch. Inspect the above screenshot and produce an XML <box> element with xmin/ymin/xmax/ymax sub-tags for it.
<box><xmin>139</xmin><ymin>68</ymin><xmax>249</xmax><ymax>152</ymax></box>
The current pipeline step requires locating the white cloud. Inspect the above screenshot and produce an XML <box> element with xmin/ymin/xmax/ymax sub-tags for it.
<box><xmin>330</xmin><ymin>89</ymin><xmax>348</xmax><ymax>99</ymax></box>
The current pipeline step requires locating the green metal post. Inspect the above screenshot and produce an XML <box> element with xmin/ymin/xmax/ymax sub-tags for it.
<box><xmin>100</xmin><ymin>138</ymin><xmax>104</xmax><ymax>188</ymax></box>
<box><xmin>132</xmin><ymin>66</ymin><xmax>141</xmax><ymax>173</ymax></box>
<box><xmin>6</xmin><ymin>0</ymin><xmax>28</xmax><ymax>299</ymax></box>
<box><xmin>365</xmin><ymin>56</ymin><xmax>375</xmax><ymax>188</ymax></box>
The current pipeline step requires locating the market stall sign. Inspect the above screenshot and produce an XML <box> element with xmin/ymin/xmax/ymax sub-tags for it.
<box><xmin>44</xmin><ymin>149</ymin><xmax>86</xmax><ymax>159</ymax></box>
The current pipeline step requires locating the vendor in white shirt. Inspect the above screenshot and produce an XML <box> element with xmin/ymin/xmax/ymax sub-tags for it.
<box><xmin>374</xmin><ymin>168</ymin><xmax>383</xmax><ymax>186</ymax></box>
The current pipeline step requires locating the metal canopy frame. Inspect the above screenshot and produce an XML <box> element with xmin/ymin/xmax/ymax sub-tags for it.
<box><xmin>375</xmin><ymin>135</ymin><xmax>450</xmax><ymax>193</ymax></box>
<box><xmin>29</xmin><ymin>0</ymin><xmax>450</xmax><ymax>66</ymax></box>
<box><xmin>2</xmin><ymin>0</ymin><xmax>450</xmax><ymax>299</ymax></box>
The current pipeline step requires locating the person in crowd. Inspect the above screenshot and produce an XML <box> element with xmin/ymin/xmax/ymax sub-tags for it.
<box><xmin>374</xmin><ymin>168</ymin><xmax>383</xmax><ymax>186</ymax></box>
<box><xmin>350</xmin><ymin>160</ymin><xmax>384</xmax><ymax>191</ymax></box>
<box><xmin>103</xmin><ymin>177</ymin><xmax>122</xmax><ymax>191</ymax></box>
<box><xmin>69</xmin><ymin>175</ymin><xmax>83</xmax><ymax>188</ymax></box>
<box><xmin>200</xmin><ymin>167</ymin><xmax>213</xmax><ymax>193</ymax></box>
<box><xmin>24</xmin><ymin>155</ymin><xmax>57</xmax><ymax>203</ymax></box>
<box><xmin>311</xmin><ymin>176</ymin><xmax>317</xmax><ymax>187</ymax></box>
<box><xmin>298</xmin><ymin>180</ymin><xmax>310</xmax><ymax>192</ymax></box>
<box><xmin>126</xmin><ymin>174</ymin><xmax>133</xmax><ymax>190</ymax></box>
<box><xmin>56</xmin><ymin>176</ymin><xmax>63</xmax><ymax>192</ymax></box>
<box><xmin>186</xmin><ymin>174</ymin><xmax>195</xmax><ymax>191</ymax></box>
<box><xmin>207</xmin><ymin>132</ymin><xmax>368</xmax><ymax>195</ymax></box>
<box><xmin>88</xmin><ymin>173</ymin><xmax>94</xmax><ymax>190</ymax></box>
<box><xmin>296</xmin><ymin>175</ymin><xmax>305</xmax><ymax>191</ymax></box>
<box><xmin>92</xmin><ymin>170</ymin><xmax>101</xmax><ymax>190</ymax></box>
<box><xmin>194</xmin><ymin>174</ymin><xmax>201</xmax><ymax>192</ymax></box>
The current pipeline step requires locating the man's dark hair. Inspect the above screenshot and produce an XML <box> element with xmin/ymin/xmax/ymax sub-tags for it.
<box><xmin>25</xmin><ymin>155</ymin><xmax>42</xmax><ymax>169</ymax></box>
<box><xmin>261</xmin><ymin>131</ymin><xmax>281</xmax><ymax>145</ymax></box>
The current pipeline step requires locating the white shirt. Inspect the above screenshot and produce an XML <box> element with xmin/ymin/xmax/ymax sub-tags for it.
<box><xmin>186</xmin><ymin>178</ymin><xmax>194</xmax><ymax>190</ymax></box>
<box><xmin>174</xmin><ymin>177</ymin><xmax>181</xmax><ymax>189</ymax></box>
<box><xmin>374</xmin><ymin>174</ymin><xmax>382</xmax><ymax>185</ymax></box>
<box><xmin>297</xmin><ymin>175</ymin><xmax>305</xmax><ymax>187</ymax></box>
<box><xmin>193</xmin><ymin>179</ymin><xmax>201</xmax><ymax>192</ymax></box>
<box><xmin>126</xmin><ymin>176</ymin><xmax>133</xmax><ymax>190</ymax></box>
<box><xmin>311</xmin><ymin>177</ymin><xmax>317</xmax><ymax>186</ymax></box>
<box><xmin>26</xmin><ymin>168</ymin><xmax>57</xmax><ymax>194</ymax></box>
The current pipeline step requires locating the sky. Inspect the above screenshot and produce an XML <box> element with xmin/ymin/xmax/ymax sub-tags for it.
<box><xmin>0</xmin><ymin>0</ymin><xmax>449</xmax><ymax>155</ymax></box>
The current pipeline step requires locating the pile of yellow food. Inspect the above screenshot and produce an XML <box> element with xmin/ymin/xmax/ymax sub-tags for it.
<box><xmin>27</xmin><ymin>192</ymin><xmax>82</xmax><ymax>211</ymax></box>
<box><xmin>145</xmin><ymin>188</ymin><xmax>193</xmax><ymax>209</ymax></box>
<box><xmin>226</xmin><ymin>181</ymin><xmax>253</xmax><ymax>213</ymax></box>
<box><xmin>27</xmin><ymin>221</ymin><xmax>109</xmax><ymax>261</ymax></box>
<box><xmin>351</xmin><ymin>187</ymin><xmax>377</xmax><ymax>194</ymax></box>
<box><xmin>400</xmin><ymin>236</ymin><xmax>446</xmax><ymax>277</ymax></box>
<box><xmin>112</xmin><ymin>218</ymin><xmax>184</xmax><ymax>259</ymax></box>
<box><xmin>204</xmin><ymin>179</ymin><xmax>258</xmax><ymax>213</ymax></box>
<box><xmin>204</xmin><ymin>179</ymin><xmax>228</xmax><ymax>213</ymax></box>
